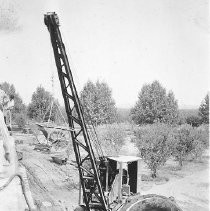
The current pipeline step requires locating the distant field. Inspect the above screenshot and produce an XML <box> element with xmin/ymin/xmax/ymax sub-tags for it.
<box><xmin>117</xmin><ymin>107</ymin><xmax>131</xmax><ymax>122</ymax></box>
<box><xmin>178</xmin><ymin>108</ymin><xmax>199</xmax><ymax>119</ymax></box>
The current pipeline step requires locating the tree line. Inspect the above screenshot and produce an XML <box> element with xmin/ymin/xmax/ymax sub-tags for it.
<box><xmin>0</xmin><ymin>80</ymin><xmax>208</xmax><ymax>127</ymax></box>
<box><xmin>1</xmin><ymin>80</ymin><xmax>209</xmax><ymax>178</ymax></box>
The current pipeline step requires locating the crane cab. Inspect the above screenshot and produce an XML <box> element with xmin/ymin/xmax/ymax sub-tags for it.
<box><xmin>78</xmin><ymin>155</ymin><xmax>142</xmax><ymax>209</ymax></box>
<box><xmin>105</xmin><ymin>156</ymin><xmax>141</xmax><ymax>203</ymax></box>
<box><xmin>93</xmin><ymin>155</ymin><xmax>142</xmax><ymax>210</ymax></box>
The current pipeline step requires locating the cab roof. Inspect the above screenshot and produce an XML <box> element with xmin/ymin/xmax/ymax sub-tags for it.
<box><xmin>108</xmin><ymin>155</ymin><xmax>141</xmax><ymax>163</ymax></box>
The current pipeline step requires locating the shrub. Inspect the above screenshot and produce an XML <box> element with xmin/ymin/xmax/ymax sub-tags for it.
<box><xmin>178</xmin><ymin>109</ymin><xmax>199</xmax><ymax>125</ymax></box>
<box><xmin>190</xmin><ymin>132</ymin><xmax>205</xmax><ymax>161</ymax></box>
<box><xmin>189</xmin><ymin>125</ymin><xmax>209</xmax><ymax>160</ymax></box>
<box><xmin>134</xmin><ymin>123</ymin><xmax>172</xmax><ymax>178</ymax></box>
<box><xmin>197</xmin><ymin>124</ymin><xmax>209</xmax><ymax>148</ymax></box>
<box><xmin>186</xmin><ymin>115</ymin><xmax>201</xmax><ymax>127</ymax></box>
<box><xmin>169</xmin><ymin>124</ymin><xmax>209</xmax><ymax>165</ymax></box>
<box><xmin>96</xmin><ymin>123</ymin><xmax>127</xmax><ymax>156</ymax></box>
<box><xmin>15</xmin><ymin>113</ymin><xmax>27</xmax><ymax>129</ymax></box>
<box><xmin>169</xmin><ymin>124</ymin><xmax>194</xmax><ymax>167</ymax></box>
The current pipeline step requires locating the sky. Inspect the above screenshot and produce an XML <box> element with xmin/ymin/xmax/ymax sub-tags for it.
<box><xmin>0</xmin><ymin>0</ymin><xmax>209</xmax><ymax>109</ymax></box>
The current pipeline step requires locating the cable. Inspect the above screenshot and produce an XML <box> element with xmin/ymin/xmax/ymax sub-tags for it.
<box><xmin>81</xmin><ymin>104</ymin><xmax>105</xmax><ymax>159</ymax></box>
<box><xmin>60</xmin><ymin>23</ymin><xmax>83</xmax><ymax>93</ymax></box>
<box><xmin>89</xmin><ymin>129</ymin><xmax>100</xmax><ymax>159</ymax></box>
<box><xmin>48</xmin><ymin>19</ymin><xmax>106</xmax><ymax>161</ymax></box>
<box><xmin>91</xmin><ymin>123</ymin><xmax>105</xmax><ymax>159</ymax></box>
<box><xmin>59</xmin><ymin>25</ymin><xmax>106</xmax><ymax>160</ymax></box>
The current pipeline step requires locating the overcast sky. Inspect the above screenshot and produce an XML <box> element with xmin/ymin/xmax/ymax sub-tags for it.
<box><xmin>0</xmin><ymin>0</ymin><xmax>209</xmax><ymax>109</ymax></box>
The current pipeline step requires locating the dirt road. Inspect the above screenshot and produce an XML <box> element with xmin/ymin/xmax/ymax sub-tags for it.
<box><xmin>141</xmin><ymin>168</ymin><xmax>209</xmax><ymax>211</ymax></box>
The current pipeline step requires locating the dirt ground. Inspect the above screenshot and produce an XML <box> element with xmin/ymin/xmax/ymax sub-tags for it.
<box><xmin>15</xmin><ymin>132</ymin><xmax>79</xmax><ymax>210</ymax></box>
<box><xmin>14</xmin><ymin>132</ymin><xmax>209</xmax><ymax>211</ymax></box>
<box><xmin>139</xmin><ymin>154</ymin><xmax>209</xmax><ymax>211</ymax></box>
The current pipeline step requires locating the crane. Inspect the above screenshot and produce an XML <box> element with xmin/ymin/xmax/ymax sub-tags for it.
<box><xmin>44</xmin><ymin>12</ymin><xmax>183</xmax><ymax>211</ymax></box>
<box><xmin>44</xmin><ymin>12</ymin><xmax>108</xmax><ymax>211</ymax></box>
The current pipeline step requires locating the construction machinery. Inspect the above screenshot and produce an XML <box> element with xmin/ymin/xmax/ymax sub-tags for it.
<box><xmin>44</xmin><ymin>12</ymin><xmax>182</xmax><ymax>211</ymax></box>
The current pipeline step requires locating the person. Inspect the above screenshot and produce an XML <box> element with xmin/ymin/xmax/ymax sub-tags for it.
<box><xmin>3</xmin><ymin>94</ymin><xmax>14</xmax><ymax>133</ymax></box>
<box><xmin>0</xmin><ymin>108</ymin><xmax>11</xmax><ymax>164</ymax></box>
<box><xmin>0</xmin><ymin>88</ymin><xmax>11</xmax><ymax>165</ymax></box>
<box><xmin>0</xmin><ymin>88</ymin><xmax>9</xmax><ymax>109</ymax></box>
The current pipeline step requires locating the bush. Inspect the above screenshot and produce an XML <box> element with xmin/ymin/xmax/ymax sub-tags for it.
<box><xmin>169</xmin><ymin>124</ymin><xmax>209</xmax><ymax>165</ymax></box>
<box><xmin>169</xmin><ymin>124</ymin><xmax>194</xmax><ymax>167</ymax></box>
<box><xmin>197</xmin><ymin>124</ymin><xmax>209</xmax><ymax>148</ymax></box>
<box><xmin>190</xmin><ymin>131</ymin><xmax>205</xmax><ymax>161</ymax></box>
<box><xmin>189</xmin><ymin>125</ymin><xmax>209</xmax><ymax>160</ymax></box>
<box><xmin>186</xmin><ymin>115</ymin><xmax>201</xmax><ymax>127</ymax></box>
<box><xmin>14</xmin><ymin>113</ymin><xmax>27</xmax><ymax>129</ymax></box>
<box><xmin>96</xmin><ymin>123</ymin><xmax>127</xmax><ymax>156</ymax></box>
<box><xmin>134</xmin><ymin>123</ymin><xmax>172</xmax><ymax>178</ymax></box>
<box><xmin>177</xmin><ymin>109</ymin><xmax>198</xmax><ymax>125</ymax></box>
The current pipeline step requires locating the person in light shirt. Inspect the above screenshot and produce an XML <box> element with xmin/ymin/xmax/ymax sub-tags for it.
<box><xmin>0</xmin><ymin>88</ymin><xmax>9</xmax><ymax>107</ymax></box>
<box><xmin>0</xmin><ymin>109</ymin><xmax>11</xmax><ymax>164</ymax></box>
<box><xmin>4</xmin><ymin>94</ymin><xmax>14</xmax><ymax>133</ymax></box>
<box><xmin>0</xmin><ymin>88</ymin><xmax>11</xmax><ymax>166</ymax></box>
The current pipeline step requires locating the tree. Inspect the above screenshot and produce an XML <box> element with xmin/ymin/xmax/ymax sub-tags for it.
<box><xmin>199</xmin><ymin>94</ymin><xmax>209</xmax><ymax>124</ymax></box>
<box><xmin>177</xmin><ymin>109</ymin><xmax>199</xmax><ymax>125</ymax></box>
<box><xmin>198</xmin><ymin>124</ymin><xmax>209</xmax><ymax>148</ymax></box>
<box><xmin>169</xmin><ymin>124</ymin><xmax>194</xmax><ymax>167</ymax></box>
<box><xmin>0</xmin><ymin>82</ymin><xmax>26</xmax><ymax>127</ymax></box>
<box><xmin>131</xmin><ymin>81</ymin><xmax>178</xmax><ymax>125</ymax></box>
<box><xmin>15</xmin><ymin>113</ymin><xmax>27</xmax><ymax>129</ymax></box>
<box><xmin>96</xmin><ymin>124</ymin><xmax>126</xmax><ymax>156</ymax></box>
<box><xmin>27</xmin><ymin>86</ymin><xmax>58</xmax><ymax>122</ymax></box>
<box><xmin>134</xmin><ymin>123</ymin><xmax>172</xmax><ymax>178</ymax></box>
<box><xmin>186</xmin><ymin>115</ymin><xmax>201</xmax><ymax>127</ymax></box>
<box><xmin>80</xmin><ymin>80</ymin><xmax>117</xmax><ymax>125</ymax></box>
<box><xmin>190</xmin><ymin>128</ymin><xmax>206</xmax><ymax>161</ymax></box>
